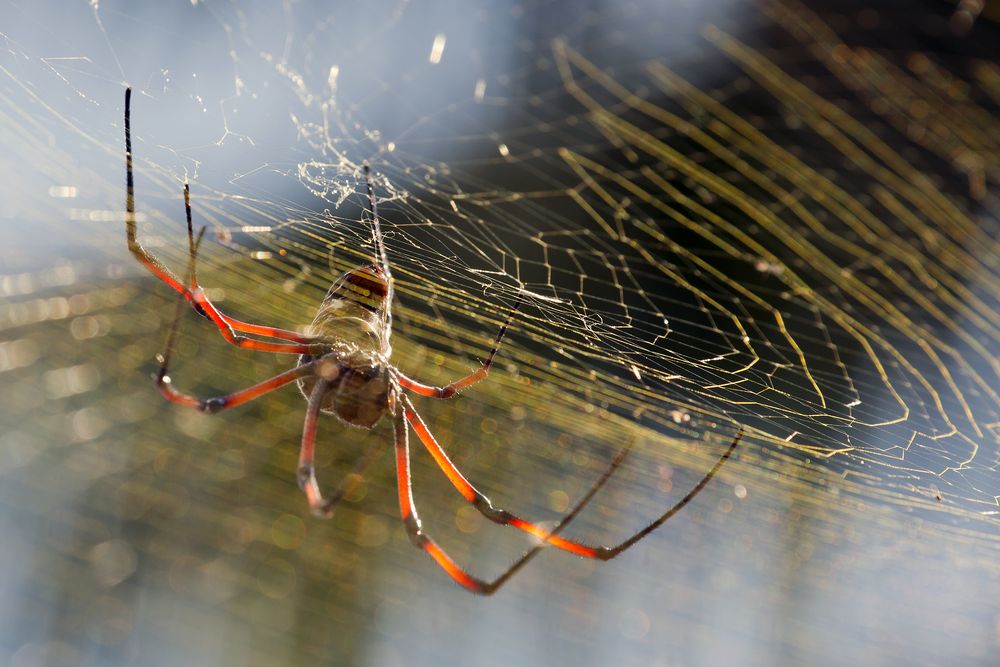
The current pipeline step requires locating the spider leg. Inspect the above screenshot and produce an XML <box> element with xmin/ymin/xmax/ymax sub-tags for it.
<box><xmin>394</xmin><ymin>410</ymin><xmax>629</xmax><ymax>595</ymax></box>
<box><xmin>402</xmin><ymin>396</ymin><xmax>604</xmax><ymax>556</ymax></box>
<box><xmin>362</xmin><ymin>165</ymin><xmax>394</xmax><ymax>354</ymax></box>
<box><xmin>476</xmin><ymin>439</ymin><xmax>630</xmax><ymax>595</ymax></box>
<box><xmin>155</xmin><ymin>270</ymin><xmax>318</xmax><ymax>413</ymax></box>
<box><xmin>157</xmin><ymin>362</ymin><xmax>316</xmax><ymax>413</ymax></box>
<box><xmin>124</xmin><ymin>89</ymin><xmax>182</xmax><ymax>293</ymax></box>
<box><xmin>393</xmin><ymin>410</ymin><xmax>483</xmax><ymax>591</ymax></box>
<box><xmin>404</xmin><ymin>394</ymin><xmax>742</xmax><ymax>561</ymax></box>
<box><xmin>123</xmin><ymin>87</ymin><xmax>320</xmax><ymax>353</ymax></box>
<box><xmin>596</xmin><ymin>426</ymin><xmax>743</xmax><ymax>558</ymax></box>
<box><xmin>396</xmin><ymin>294</ymin><xmax>523</xmax><ymax>398</ymax></box>
<box><xmin>296</xmin><ymin>379</ymin><xmax>389</xmax><ymax>517</ymax></box>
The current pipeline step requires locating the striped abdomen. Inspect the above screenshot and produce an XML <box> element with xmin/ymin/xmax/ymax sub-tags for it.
<box><xmin>307</xmin><ymin>263</ymin><xmax>389</xmax><ymax>347</ymax></box>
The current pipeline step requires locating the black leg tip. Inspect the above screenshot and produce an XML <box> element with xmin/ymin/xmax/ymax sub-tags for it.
<box><xmin>296</xmin><ymin>465</ymin><xmax>313</xmax><ymax>490</ymax></box>
<box><xmin>200</xmin><ymin>397</ymin><xmax>227</xmax><ymax>414</ymax></box>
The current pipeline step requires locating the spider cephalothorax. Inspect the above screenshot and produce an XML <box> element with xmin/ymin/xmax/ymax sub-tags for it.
<box><xmin>122</xmin><ymin>87</ymin><xmax>741</xmax><ymax>594</ymax></box>
<box><xmin>297</xmin><ymin>347</ymin><xmax>392</xmax><ymax>429</ymax></box>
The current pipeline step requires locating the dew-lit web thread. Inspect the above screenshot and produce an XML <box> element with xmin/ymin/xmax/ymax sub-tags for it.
<box><xmin>550</xmin><ymin>35</ymin><xmax>998</xmax><ymax>477</ymax></box>
<box><xmin>761</xmin><ymin>0</ymin><xmax>1000</xmax><ymax>203</ymax></box>
<box><xmin>260</xmin><ymin>18</ymin><xmax>998</xmax><ymax>515</ymax></box>
<box><xmin>99</xmin><ymin>2</ymin><xmax>1000</xmax><ymax>518</ymax></box>
<box><xmin>231</xmin><ymin>93</ymin><xmax>989</xmax><ymax>497</ymax></box>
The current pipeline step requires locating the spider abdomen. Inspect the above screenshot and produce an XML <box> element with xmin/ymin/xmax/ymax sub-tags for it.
<box><xmin>307</xmin><ymin>264</ymin><xmax>390</xmax><ymax>348</ymax></box>
<box><xmin>297</xmin><ymin>351</ymin><xmax>390</xmax><ymax>429</ymax></box>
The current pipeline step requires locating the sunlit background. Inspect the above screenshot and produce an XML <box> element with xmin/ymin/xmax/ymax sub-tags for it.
<box><xmin>2</xmin><ymin>1</ymin><xmax>1000</xmax><ymax>665</ymax></box>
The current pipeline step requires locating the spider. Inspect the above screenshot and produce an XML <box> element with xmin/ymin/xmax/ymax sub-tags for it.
<box><xmin>122</xmin><ymin>87</ymin><xmax>743</xmax><ymax>595</ymax></box>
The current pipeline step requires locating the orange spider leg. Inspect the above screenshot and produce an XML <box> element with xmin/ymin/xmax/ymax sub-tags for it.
<box><xmin>392</xmin><ymin>410</ymin><xmax>631</xmax><ymax>594</ymax></box>
<box><xmin>124</xmin><ymin>87</ymin><xmax>320</xmax><ymax>354</ymax></box>
<box><xmin>157</xmin><ymin>362</ymin><xmax>316</xmax><ymax>413</ymax></box>
<box><xmin>402</xmin><ymin>396</ymin><xmax>605</xmax><ymax>557</ymax></box>
<box><xmin>188</xmin><ymin>285</ymin><xmax>321</xmax><ymax>354</ymax></box>
<box><xmin>405</xmin><ymin>393</ymin><xmax>743</xmax><ymax>561</ymax></box>
<box><xmin>397</xmin><ymin>294</ymin><xmax>523</xmax><ymax>398</ymax></box>
<box><xmin>391</xmin><ymin>411</ymin><xmax>481</xmax><ymax>590</ymax></box>
<box><xmin>154</xmin><ymin>259</ymin><xmax>319</xmax><ymax>413</ymax></box>
<box><xmin>297</xmin><ymin>379</ymin><xmax>389</xmax><ymax>517</ymax></box>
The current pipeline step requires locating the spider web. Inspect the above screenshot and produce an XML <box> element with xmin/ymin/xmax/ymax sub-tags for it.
<box><xmin>84</xmin><ymin>0</ymin><xmax>999</xmax><ymax>512</ymax></box>
<box><xmin>2</xmin><ymin>0</ymin><xmax>1000</xmax><ymax>665</ymax></box>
